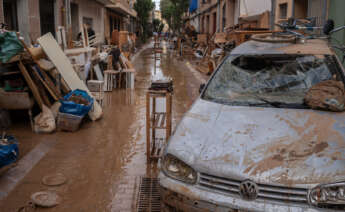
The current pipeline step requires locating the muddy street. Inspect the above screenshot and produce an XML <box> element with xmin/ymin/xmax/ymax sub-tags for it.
<box><xmin>0</xmin><ymin>42</ymin><xmax>205</xmax><ymax>212</ymax></box>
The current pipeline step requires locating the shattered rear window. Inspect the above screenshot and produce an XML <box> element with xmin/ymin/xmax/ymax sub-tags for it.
<box><xmin>203</xmin><ymin>55</ymin><xmax>344</xmax><ymax>108</ymax></box>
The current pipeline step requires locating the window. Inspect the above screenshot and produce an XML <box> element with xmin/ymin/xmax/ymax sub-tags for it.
<box><xmin>3</xmin><ymin>0</ymin><xmax>18</xmax><ymax>31</ymax></box>
<box><xmin>279</xmin><ymin>3</ymin><xmax>288</xmax><ymax>19</ymax></box>
<box><xmin>83</xmin><ymin>17</ymin><xmax>93</xmax><ymax>28</ymax></box>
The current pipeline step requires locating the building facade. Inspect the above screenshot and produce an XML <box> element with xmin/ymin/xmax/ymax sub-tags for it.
<box><xmin>191</xmin><ymin>0</ymin><xmax>270</xmax><ymax>35</ymax></box>
<box><xmin>272</xmin><ymin>0</ymin><xmax>328</xmax><ymax>29</ymax></box>
<box><xmin>0</xmin><ymin>0</ymin><xmax>137</xmax><ymax>45</ymax></box>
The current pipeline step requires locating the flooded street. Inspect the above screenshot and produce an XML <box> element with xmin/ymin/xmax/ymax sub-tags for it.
<box><xmin>0</xmin><ymin>42</ymin><xmax>205</xmax><ymax>211</ymax></box>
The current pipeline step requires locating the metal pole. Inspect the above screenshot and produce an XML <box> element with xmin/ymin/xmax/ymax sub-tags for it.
<box><xmin>216</xmin><ymin>0</ymin><xmax>220</xmax><ymax>32</ymax></box>
<box><xmin>271</xmin><ymin>0</ymin><xmax>276</xmax><ymax>30</ymax></box>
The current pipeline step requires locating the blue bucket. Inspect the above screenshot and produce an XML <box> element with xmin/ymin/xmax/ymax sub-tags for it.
<box><xmin>59</xmin><ymin>89</ymin><xmax>94</xmax><ymax>117</ymax></box>
<box><xmin>0</xmin><ymin>135</ymin><xmax>19</xmax><ymax>168</ymax></box>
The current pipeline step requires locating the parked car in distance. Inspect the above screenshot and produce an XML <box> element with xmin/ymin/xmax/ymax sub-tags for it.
<box><xmin>159</xmin><ymin>37</ymin><xmax>345</xmax><ymax>212</ymax></box>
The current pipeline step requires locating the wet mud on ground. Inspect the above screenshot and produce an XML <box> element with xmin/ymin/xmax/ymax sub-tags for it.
<box><xmin>0</xmin><ymin>42</ymin><xmax>204</xmax><ymax>212</ymax></box>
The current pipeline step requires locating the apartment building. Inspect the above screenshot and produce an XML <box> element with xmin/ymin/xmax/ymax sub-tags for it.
<box><xmin>105</xmin><ymin>0</ymin><xmax>137</xmax><ymax>39</ymax></box>
<box><xmin>272</xmin><ymin>0</ymin><xmax>328</xmax><ymax>28</ymax></box>
<box><xmin>0</xmin><ymin>0</ymin><xmax>137</xmax><ymax>44</ymax></box>
<box><xmin>189</xmin><ymin>0</ymin><xmax>270</xmax><ymax>35</ymax></box>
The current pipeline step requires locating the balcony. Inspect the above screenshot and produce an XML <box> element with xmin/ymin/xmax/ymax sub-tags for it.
<box><xmin>106</xmin><ymin>0</ymin><xmax>137</xmax><ymax>17</ymax></box>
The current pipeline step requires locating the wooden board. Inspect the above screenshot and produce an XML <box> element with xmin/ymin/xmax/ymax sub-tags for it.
<box><xmin>214</xmin><ymin>32</ymin><xmax>227</xmax><ymax>44</ymax></box>
<box><xmin>37</xmin><ymin>33</ymin><xmax>103</xmax><ymax>121</ymax></box>
<box><xmin>18</xmin><ymin>61</ymin><xmax>43</xmax><ymax>109</ymax></box>
<box><xmin>31</xmin><ymin>66</ymin><xmax>61</xmax><ymax>101</ymax></box>
<box><xmin>197</xmin><ymin>34</ymin><xmax>207</xmax><ymax>44</ymax></box>
<box><xmin>93</xmin><ymin>64</ymin><xmax>104</xmax><ymax>81</ymax></box>
<box><xmin>36</xmin><ymin>59</ymin><xmax>55</xmax><ymax>71</ymax></box>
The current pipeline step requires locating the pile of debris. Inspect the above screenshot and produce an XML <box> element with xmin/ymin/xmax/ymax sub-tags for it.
<box><xmin>178</xmin><ymin>11</ymin><xmax>275</xmax><ymax>76</ymax></box>
<box><xmin>0</xmin><ymin>27</ymin><xmax>137</xmax><ymax>134</ymax></box>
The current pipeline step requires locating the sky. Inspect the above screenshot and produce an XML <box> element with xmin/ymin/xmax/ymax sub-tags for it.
<box><xmin>154</xmin><ymin>0</ymin><xmax>160</xmax><ymax>10</ymax></box>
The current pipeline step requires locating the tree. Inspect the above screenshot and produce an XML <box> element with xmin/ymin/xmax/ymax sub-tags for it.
<box><xmin>153</xmin><ymin>19</ymin><xmax>161</xmax><ymax>32</ymax></box>
<box><xmin>160</xmin><ymin>0</ymin><xmax>189</xmax><ymax>34</ymax></box>
<box><xmin>153</xmin><ymin>19</ymin><xmax>165</xmax><ymax>34</ymax></box>
<box><xmin>134</xmin><ymin>0</ymin><xmax>155</xmax><ymax>42</ymax></box>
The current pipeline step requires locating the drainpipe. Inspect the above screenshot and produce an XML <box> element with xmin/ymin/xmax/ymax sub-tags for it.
<box><xmin>216</xmin><ymin>0</ymin><xmax>220</xmax><ymax>32</ymax></box>
<box><xmin>0</xmin><ymin>0</ymin><xmax>4</xmax><ymax>24</ymax></box>
<box><xmin>321</xmin><ymin>0</ymin><xmax>328</xmax><ymax>25</ymax></box>
<box><xmin>65</xmin><ymin>0</ymin><xmax>71</xmax><ymax>28</ymax></box>
<box><xmin>271</xmin><ymin>0</ymin><xmax>276</xmax><ymax>30</ymax></box>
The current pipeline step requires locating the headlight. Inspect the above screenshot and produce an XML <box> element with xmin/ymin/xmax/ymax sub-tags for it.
<box><xmin>162</xmin><ymin>154</ymin><xmax>197</xmax><ymax>184</ymax></box>
<box><xmin>309</xmin><ymin>181</ymin><xmax>345</xmax><ymax>210</ymax></box>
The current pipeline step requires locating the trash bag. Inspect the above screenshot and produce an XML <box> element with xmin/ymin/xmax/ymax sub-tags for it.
<box><xmin>34</xmin><ymin>105</ymin><xmax>56</xmax><ymax>133</ymax></box>
<box><xmin>0</xmin><ymin>31</ymin><xmax>24</xmax><ymax>63</ymax></box>
<box><xmin>0</xmin><ymin>135</ymin><xmax>19</xmax><ymax>168</ymax></box>
<box><xmin>59</xmin><ymin>89</ymin><xmax>94</xmax><ymax>116</ymax></box>
<box><xmin>304</xmin><ymin>80</ymin><xmax>345</xmax><ymax>112</ymax></box>
<box><xmin>50</xmin><ymin>102</ymin><xmax>61</xmax><ymax>119</ymax></box>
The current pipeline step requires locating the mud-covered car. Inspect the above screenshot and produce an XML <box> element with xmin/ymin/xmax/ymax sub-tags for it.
<box><xmin>159</xmin><ymin>38</ymin><xmax>345</xmax><ymax>212</ymax></box>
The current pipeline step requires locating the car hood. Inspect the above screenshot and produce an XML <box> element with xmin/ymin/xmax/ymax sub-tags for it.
<box><xmin>166</xmin><ymin>99</ymin><xmax>345</xmax><ymax>187</ymax></box>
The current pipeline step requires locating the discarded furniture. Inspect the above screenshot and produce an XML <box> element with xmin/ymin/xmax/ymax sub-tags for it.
<box><xmin>103</xmin><ymin>70</ymin><xmax>120</xmax><ymax>91</ymax></box>
<box><xmin>122</xmin><ymin>69</ymin><xmax>135</xmax><ymax>89</ymax></box>
<box><xmin>57</xmin><ymin>112</ymin><xmax>84</xmax><ymax>132</ymax></box>
<box><xmin>230</xmin><ymin>30</ymin><xmax>281</xmax><ymax>46</ymax></box>
<box><xmin>146</xmin><ymin>79</ymin><xmax>173</xmax><ymax>162</ymax></box>
<box><xmin>37</xmin><ymin>33</ymin><xmax>103</xmax><ymax>121</ymax></box>
<box><xmin>87</xmin><ymin>80</ymin><xmax>105</xmax><ymax>107</ymax></box>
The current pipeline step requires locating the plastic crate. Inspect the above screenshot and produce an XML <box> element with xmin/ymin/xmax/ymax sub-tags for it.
<box><xmin>87</xmin><ymin>80</ymin><xmax>104</xmax><ymax>92</ymax></box>
<box><xmin>57</xmin><ymin>112</ymin><xmax>84</xmax><ymax>132</ymax></box>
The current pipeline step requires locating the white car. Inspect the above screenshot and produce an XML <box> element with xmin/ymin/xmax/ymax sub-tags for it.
<box><xmin>159</xmin><ymin>38</ymin><xmax>345</xmax><ymax>212</ymax></box>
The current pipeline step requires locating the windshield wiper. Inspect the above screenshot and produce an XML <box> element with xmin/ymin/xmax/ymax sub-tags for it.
<box><xmin>251</xmin><ymin>95</ymin><xmax>282</xmax><ymax>108</ymax></box>
<box><xmin>249</xmin><ymin>95</ymin><xmax>309</xmax><ymax>109</ymax></box>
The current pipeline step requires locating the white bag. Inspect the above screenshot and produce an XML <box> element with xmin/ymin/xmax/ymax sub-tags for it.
<box><xmin>34</xmin><ymin>105</ymin><xmax>56</xmax><ymax>133</ymax></box>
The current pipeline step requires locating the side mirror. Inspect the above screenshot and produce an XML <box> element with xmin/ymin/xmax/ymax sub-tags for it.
<box><xmin>199</xmin><ymin>83</ymin><xmax>205</xmax><ymax>94</ymax></box>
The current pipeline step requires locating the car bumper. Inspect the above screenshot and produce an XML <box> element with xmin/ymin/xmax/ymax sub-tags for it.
<box><xmin>159</xmin><ymin>172</ymin><xmax>332</xmax><ymax>212</ymax></box>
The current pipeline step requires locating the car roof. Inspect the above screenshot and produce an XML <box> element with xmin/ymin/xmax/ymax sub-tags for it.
<box><xmin>231</xmin><ymin>38</ymin><xmax>333</xmax><ymax>56</ymax></box>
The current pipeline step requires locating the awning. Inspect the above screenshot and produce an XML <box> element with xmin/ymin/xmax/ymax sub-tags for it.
<box><xmin>189</xmin><ymin>0</ymin><xmax>198</xmax><ymax>13</ymax></box>
<box><xmin>106</xmin><ymin>3</ymin><xmax>137</xmax><ymax>18</ymax></box>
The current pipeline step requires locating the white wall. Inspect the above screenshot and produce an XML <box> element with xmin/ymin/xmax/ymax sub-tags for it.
<box><xmin>190</xmin><ymin>16</ymin><xmax>199</xmax><ymax>32</ymax></box>
<box><xmin>72</xmin><ymin>0</ymin><xmax>105</xmax><ymax>43</ymax></box>
<box><xmin>240</xmin><ymin>0</ymin><xmax>271</xmax><ymax>17</ymax></box>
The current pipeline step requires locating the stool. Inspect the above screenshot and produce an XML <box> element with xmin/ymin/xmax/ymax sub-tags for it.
<box><xmin>87</xmin><ymin>80</ymin><xmax>105</xmax><ymax>107</ymax></box>
<box><xmin>146</xmin><ymin>89</ymin><xmax>172</xmax><ymax>162</ymax></box>
<box><xmin>104</xmin><ymin>70</ymin><xmax>120</xmax><ymax>91</ymax></box>
<box><xmin>122</xmin><ymin>69</ymin><xmax>135</xmax><ymax>89</ymax></box>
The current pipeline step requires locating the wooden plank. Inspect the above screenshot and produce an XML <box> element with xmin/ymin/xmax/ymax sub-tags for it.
<box><xmin>34</xmin><ymin>65</ymin><xmax>62</xmax><ymax>97</ymax></box>
<box><xmin>31</xmin><ymin>66</ymin><xmax>60</xmax><ymax>101</ymax></box>
<box><xmin>37</xmin><ymin>33</ymin><xmax>102</xmax><ymax>121</ymax></box>
<box><xmin>36</xmin><ymin>59</ymin><xmax>55</xmax><ymax>71</ymax></box>
<box><xmin>166</xmin><ymin>92</ymin><xmax>172</xmax><ymax>140</ymax></box>
<box><xmin>32</xmin><ymin>75</ymin><xmax>52</xmax><ymax>107</ymax></box>
<box><xmin>18</xmin><ymin>61</ymin><xmax>43</xmax><ymax>109</ymax></box>
<box><xmin>93</xmin><ymin>64</ymin><xmax>104</xmax><ymax>81</ymax></box>
<box><xmin>146</xmin><ymin>93</ymin><xmax>150</xmax><ymax>162</ymax></box>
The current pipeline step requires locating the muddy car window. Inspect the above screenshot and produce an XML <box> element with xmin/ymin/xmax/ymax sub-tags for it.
<box><xmin>203</xmin><ymin>55</ymin><xmax>343</xmax><ymax>108</ymax></box>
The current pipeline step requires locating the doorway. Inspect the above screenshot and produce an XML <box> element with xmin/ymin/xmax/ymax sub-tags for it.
<box><xmin>213</xmin><ymin>12</ymin><xmax>217</xmax><ymax>34</ymax></box>
<box><xmin>71</xmin><ymin>3</ymin><xmax>79</xmax><ymax>40</ymax></box>
<box><xmin>3</xmin><ymin>0</ymin><xmax>18</xmax><ymax>31</ymax></box>
<box><xmin>39</xmin><ymin>0</ymin><xmax>55</xmax><ymax>36</ymax></box>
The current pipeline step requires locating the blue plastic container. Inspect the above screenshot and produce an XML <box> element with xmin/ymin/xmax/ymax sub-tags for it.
<box><xmin>59</xmin><ymin>89</ymin><xmax>94</xmax><ymax>117</ymax></box>
<box><xmin>0</xmin><ymin>135</ymin><xmax>19</xmax><ymax>168</ymax></box>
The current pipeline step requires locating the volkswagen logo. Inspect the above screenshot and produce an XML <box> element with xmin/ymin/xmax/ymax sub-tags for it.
<box><xmin>239</xmin><ymin>180</ymin><xmax>258</xmax><ymax>201</ymax></box>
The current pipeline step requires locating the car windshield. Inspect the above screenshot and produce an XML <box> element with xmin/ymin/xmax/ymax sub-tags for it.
<box><xmin>203</xmin><ymin>54</ymin><xmax>344</xmax><ymax>108</ymax></box>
